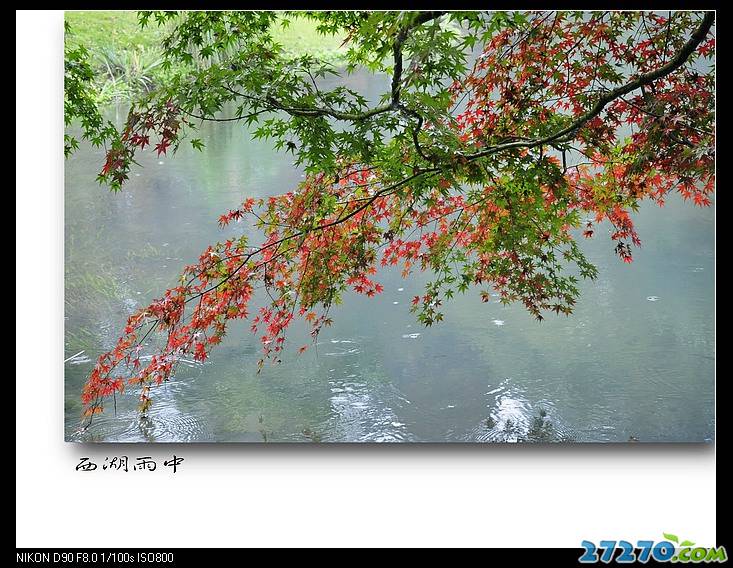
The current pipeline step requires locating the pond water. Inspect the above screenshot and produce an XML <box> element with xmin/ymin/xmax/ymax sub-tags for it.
<box><xmin>65</xmin><ymin>72</ymin><xmax>715</xmax><ymax>443</ymax></box>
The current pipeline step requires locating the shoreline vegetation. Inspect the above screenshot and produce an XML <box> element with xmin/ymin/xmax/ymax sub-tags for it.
<box><xmin>65</xmin><ymin>11</ymin><xmax>349</xmax><ymax>105</ymax></box>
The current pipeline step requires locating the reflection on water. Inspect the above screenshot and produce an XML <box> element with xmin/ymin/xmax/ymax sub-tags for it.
<box><xmin>467</xmin><ymin>378</ymin><xmax>573</xmax><ymax>443</ymax></box>
<box><xmin>65</xmin><ymin>74</ymin><xmax>714</xmax><ymax>443</ymax></box>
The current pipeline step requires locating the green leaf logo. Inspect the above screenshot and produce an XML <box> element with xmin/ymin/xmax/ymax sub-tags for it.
<box><xmin>680</xmin><ymin>540</ymin><xmax>695</xmax><ymax>547</ymax></box>
<box><xmin>664</xmin><ymin>533</ymin><xmax>679</xmax><ymax>543</ymax></box>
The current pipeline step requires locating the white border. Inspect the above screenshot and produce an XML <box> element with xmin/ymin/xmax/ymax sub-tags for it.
<box><xmin>16</xmin><ymin>10</ymin><xmax>715</xmax><ymax>548</ymax></box>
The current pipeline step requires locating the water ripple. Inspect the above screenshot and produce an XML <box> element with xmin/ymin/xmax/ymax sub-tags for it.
<box><xmin>466</xmin><ymin>379</ymin><xmax>574</xmax><ymax>443</ymax></box>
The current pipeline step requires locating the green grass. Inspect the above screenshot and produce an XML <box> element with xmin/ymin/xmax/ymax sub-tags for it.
<box><xmin>65</xmin><ymin>11</ymin><xmax>348</xmax><ymax>103</ymax></box>
<box><xmin>65</xmin><ymin>11</ymin><xmax>169</xmax><ymax>52</ymax></box>
<box><xmin>272</xmin><ymin>17</ymin><xmax>347</xmax><ymax>63</ymax></box>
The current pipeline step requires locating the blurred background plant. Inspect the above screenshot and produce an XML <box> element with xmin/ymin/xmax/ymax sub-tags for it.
<box><xmin>65</xmin><ymin>11</ymin><xmax>175</xmax><ymax>104</ymax></box>
<box><xmin>65</xmin><ymin>11</ymin><xmax>349</xmax><ymax>104</ymax></box>
<box><xmin>95</xmin><ymin>46</ymin><xmax>164</xmax><ymax>101</ymax></box>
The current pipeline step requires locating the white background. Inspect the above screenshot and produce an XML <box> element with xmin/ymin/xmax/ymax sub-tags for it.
<box><xmin>16</xmin><ymin>10</ymin><xmax>716</xmax><ymax>548</ymax></box>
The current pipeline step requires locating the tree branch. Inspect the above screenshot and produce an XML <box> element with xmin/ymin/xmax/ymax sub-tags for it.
<box><xmin>460</xmin><ymin>11</ymin><xmax>714</xmax><ymax>162</ymax></box>
<box><xmin>192</xmin><ymin>11</ymin><xmax>447</xmax><ymax>126</ymax></box>
<box><xmin>391</xmin><ymin>11</ymin><xmax>446</xmax><ymax>105</ymax></box>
